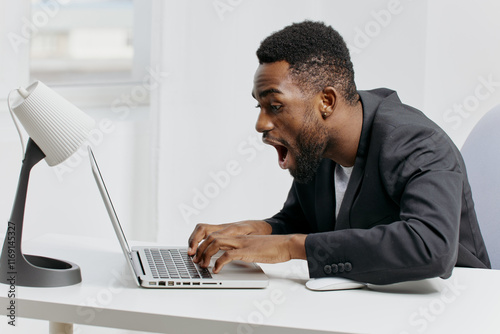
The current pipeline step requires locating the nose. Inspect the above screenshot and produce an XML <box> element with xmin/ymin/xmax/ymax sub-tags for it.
<box><xmin>255</xmin><ymin>109</ymin><xmax>274</xmax><ymax>133</ymax></box>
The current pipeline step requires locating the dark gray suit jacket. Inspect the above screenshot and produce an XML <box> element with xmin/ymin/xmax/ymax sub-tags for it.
<box><xmin>265</xmin><ymin>89</ymin><xmax>490</xmax><ymax>285</ymax></box>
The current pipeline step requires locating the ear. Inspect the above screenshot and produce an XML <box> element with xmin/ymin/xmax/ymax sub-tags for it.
<box><xmin>320</xmin><ymin>87</ymin><xmax>337</xmax><ymax>119</ymax></box>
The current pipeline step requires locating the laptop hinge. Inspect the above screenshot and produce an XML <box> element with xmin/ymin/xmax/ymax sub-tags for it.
<box><xmin>131</xmin><ymin>250</ymin><xmax>146</xmax><ymax>276</ymax></box>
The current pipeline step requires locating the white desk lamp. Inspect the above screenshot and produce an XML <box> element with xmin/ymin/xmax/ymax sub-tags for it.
<box><xmin>0</xmin><ymin>81</ymin><xmax>94</xmax><ymax>287</ymax></box>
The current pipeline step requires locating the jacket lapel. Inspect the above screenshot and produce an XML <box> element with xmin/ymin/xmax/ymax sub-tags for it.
<box><xmin>335</xmin><ymin>90</ymin><xmax>385</xmax><ymax>230</ymax></box>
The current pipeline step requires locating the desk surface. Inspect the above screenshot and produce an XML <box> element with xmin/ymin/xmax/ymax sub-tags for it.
<box><xmin>1</xmin><ymin>233</ymin><xmax>499</xmax><ymax>334</ymax></box>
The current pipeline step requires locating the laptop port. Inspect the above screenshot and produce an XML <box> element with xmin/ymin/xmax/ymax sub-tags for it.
<box><xmin>168</xmin><ymin>281</ymin><xmax>174</xmax><ymax>286</ymax></box>
<box><xmin>149</xmin><ymin>282</ymin><xmax>157</xmax><ymax>286</ymax></box>
<box><xmin>193</xmin><ymin>282</ymin><xmax>200</xmax><ymax>286</ymax></box>
<box><xmin>176</xmin><ymin>282</ymin><xmax>181</xmax><ymax>285</ymax></box>
<box><xmin>182</xmin><ymin>282</ymin><xmax>190</xmax><ymax>286</ymax></box>
<box><xmin>159</xmin><ymin>281</ymin><xmax>166</xmax><ymax>286</ymax></box>
<box><xmin>202</xmin><ymin>282</ymin><xmax>217</xmax><ymax>285</ymax></box>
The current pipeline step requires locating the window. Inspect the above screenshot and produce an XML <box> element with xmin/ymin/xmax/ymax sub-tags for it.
<box><xmin>28</xmin><ymin>0</ymin><xmax>151</xmax><ymax>107</ymax></box>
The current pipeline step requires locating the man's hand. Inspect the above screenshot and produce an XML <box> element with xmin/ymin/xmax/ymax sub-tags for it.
<box><xmin>187</xmin><ymin>220</ymin><xmax>307</xmax><ymax>273</ymax></box>
<box><xmin>187</xmin><ymin>220</ymin><xmax>272</xmax><ymax>256</ymax></box>
<box><xmin>193</xmin><ymin>234</ymin><xmax>307</xmax><ymax>274</ymax></box>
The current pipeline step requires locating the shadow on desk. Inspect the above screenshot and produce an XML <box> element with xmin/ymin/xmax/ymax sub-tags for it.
<box><xmin>367</xmin><ymin>277</ymin><xmax>444</xmax><ymax>295</ymax></box>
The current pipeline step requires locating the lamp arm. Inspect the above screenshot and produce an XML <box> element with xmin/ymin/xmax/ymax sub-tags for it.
<box><xmin>0</xmin><ymin>138</ymin><xmax>82</xmax><ymax>287</ymax></box>
<box><xmin>0</xmin><ymin>139</ymin><xmax>45</xmax><ymax>285</ymax></box>
<box><xmin>9</xmin><ymin>138</ymin><xmax>46</xmax><ymax>227</ymax></box>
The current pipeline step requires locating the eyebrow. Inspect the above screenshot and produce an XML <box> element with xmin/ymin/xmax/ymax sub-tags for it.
<box><xmin>252</xmin><ymin>88</ymin><xmax>283</xmax><ymax>99</ymax></box>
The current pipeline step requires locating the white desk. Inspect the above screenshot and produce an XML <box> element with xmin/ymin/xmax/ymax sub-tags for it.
<box><xmin>1</xmin><ymin>233</ymin><xmax>499</xmax><ymax>334</ymax></box>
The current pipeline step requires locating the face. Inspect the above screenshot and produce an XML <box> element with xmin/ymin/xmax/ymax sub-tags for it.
<box><xmin>252</xmin><ymin>61</ymin><xmax>329</xmax><ymax>183</ymax></box>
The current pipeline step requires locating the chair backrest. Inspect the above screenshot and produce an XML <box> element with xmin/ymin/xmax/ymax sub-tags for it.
<box><xmin>461</xmin><ymin>105</ymin><xmax>500</xmax><ymax>269</ymax></box>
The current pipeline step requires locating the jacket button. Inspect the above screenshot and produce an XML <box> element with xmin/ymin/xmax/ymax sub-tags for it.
<box><xmin>324</xmin><ymin>265</ymin><xmax>332</xmax><ymax>274</ymax></box>
<box><xmin>338</xmin><ymin>263</ymin><xmax>345</xmax><ymax>273</ymax></box>
<box><xmin>345</xmin><ymin>262</ymin><xmax>352</xmax><ymax>272</ymax></box>
<box><xmin>331</xmin><ymin>264</ymin><xmax>338</xmax><ymax>274</ymax></box>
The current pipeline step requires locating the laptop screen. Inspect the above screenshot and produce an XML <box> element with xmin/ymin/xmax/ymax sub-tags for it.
<box><xmin>87</xmin><ymin>146</ymin><xmax>133</xmax><ymax>259</ymax></box>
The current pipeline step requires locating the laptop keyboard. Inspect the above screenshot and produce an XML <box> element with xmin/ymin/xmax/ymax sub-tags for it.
<box><xmin>144</xmin><ymin>248</ymin><xmax>212</xmax><ymax>280</ymax></box>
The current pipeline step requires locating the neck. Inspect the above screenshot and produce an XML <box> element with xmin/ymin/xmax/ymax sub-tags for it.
<box><xmin>323</xmin><ymin>100</ymin><xmax>363</xmax><ymax>167</ymax></box>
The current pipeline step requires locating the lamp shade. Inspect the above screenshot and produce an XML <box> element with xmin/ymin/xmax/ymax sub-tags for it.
<box><xmin>11</xmin><ymin>81</ymin><xmax>95</xmax><ymax>166</ymax></box>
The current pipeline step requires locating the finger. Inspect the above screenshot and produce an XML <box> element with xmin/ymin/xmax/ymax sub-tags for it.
<box><xmin>213</xmin><ymin>249</ymin><xmax>243</xmax><ymax>274</ymax></box>
<box><xmin>195</xmin><ymin>232</ymin><xmax>228</xmax><ymax>264</ymax></box>
<box><xmin>198</xmin><ymin>236</ymin><xmax>237</xmax><ymax>267</ymax></box>
<box><xmin>187</xmin><ymin>224</ymin><xmax>206</xmax><ymax>255</ymax></box>
<box><xmin>188</xmin><ymin>223</ymin><xmax>216</xmax><ymax>255</ymax></box>
<box><xmin>193</xmin><ymin>231</ymin><xmax>221</xmax><ymax>263</ymax></box>
<box><xmin>190</xmin><ymin>222</ymin><xmax>255</xmax><ymax>256</ymax></box>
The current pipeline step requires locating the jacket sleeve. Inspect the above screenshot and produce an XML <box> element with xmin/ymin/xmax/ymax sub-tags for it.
<box><xmin>264</xmin><ymin>183</ymin><xmax>312</xmax><ymax>235</ymax></box>
<box><xmin>305</xmin><ymin>125</ymin><xmax>463</xmax><ymax>284</ymax></box>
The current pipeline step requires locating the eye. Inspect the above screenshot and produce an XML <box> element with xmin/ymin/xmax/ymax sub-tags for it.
<box><xmin>270</xmin><ymin>104</ymin><xmax>282</xmax><ymax>113</ymax></box>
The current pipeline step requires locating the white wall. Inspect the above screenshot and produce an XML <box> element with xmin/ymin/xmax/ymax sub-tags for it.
<box><xmin>424</xmin><ymin>0</ymin><xmax>500</xmax><ymax>148</ymax></box>
<box><xmin>0</xmin><ymin>1</ymin><xmax>30</xmax><ymax>97</ymax></box>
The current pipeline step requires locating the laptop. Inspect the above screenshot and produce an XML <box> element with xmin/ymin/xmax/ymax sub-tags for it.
<box><xmin>88</xmin><ymin>146</ymin><xmax>269</xmax><ymax>288</ymax></box>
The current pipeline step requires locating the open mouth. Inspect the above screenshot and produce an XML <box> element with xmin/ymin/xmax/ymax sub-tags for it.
<box><xmin>263</xmin><ymin>136</ymin><xmax>292</xmax><ymax>170</ymax></box>
<box><xmin>274</xmin><ymin>144</ymin><xmax>289</xmax><ymax>169</ymax></box>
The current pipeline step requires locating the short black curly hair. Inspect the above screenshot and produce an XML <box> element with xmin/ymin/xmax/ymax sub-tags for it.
<box><xmin>256</xmin><ymin>21</ymin><xmax>358</xmax><ymax>105</ymax></box>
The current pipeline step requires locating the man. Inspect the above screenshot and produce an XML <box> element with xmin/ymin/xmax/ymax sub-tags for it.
<box><xmin>187</xmin><ymin>21</ymin><xmax>490</xmax><ymax>285</ymax></box>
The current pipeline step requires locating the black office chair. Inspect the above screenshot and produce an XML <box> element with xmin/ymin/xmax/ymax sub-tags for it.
<box><xmin>461</xmin><ymin>104</ymin><xmax>500</xmax><ymax>269</ymax></box>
